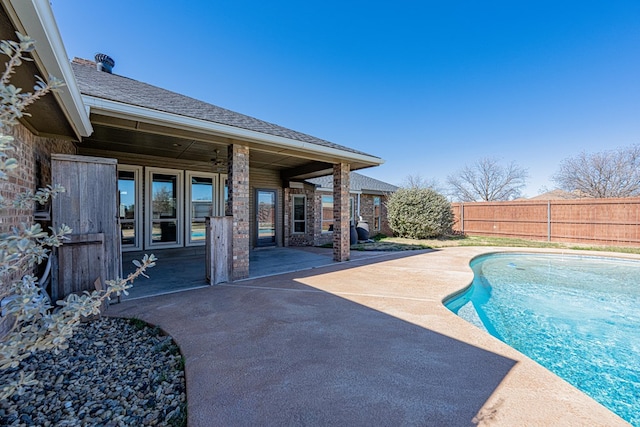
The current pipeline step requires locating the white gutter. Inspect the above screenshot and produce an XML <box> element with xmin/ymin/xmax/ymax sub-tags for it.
<box><xmin>3</xmin><ymin>0</ymin><xmax>93</xmax><ymax>139</ymax></box>
<box><xmin>82</xmin><ymin>95</ymin><xmax>384</xmax><ymax>166</ymax></box>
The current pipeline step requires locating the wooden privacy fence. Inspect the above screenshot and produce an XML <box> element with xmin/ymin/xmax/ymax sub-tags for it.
<box><xmin>451</xmin><ymin>198</ymin><xmax>640</xmax><ymax>246</ymax></box>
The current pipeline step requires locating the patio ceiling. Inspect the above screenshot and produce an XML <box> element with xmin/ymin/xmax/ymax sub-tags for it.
<box><xmin>78</xmin><ymin>113</ymin><xmax>370</xmax><ymax>180</ymax></box>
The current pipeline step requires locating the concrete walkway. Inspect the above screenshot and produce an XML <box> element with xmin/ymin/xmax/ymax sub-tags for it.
<box><xmin>108</xmin><ymin>247</ymin><xmax>628</xmax><ymax>426</ymax></box>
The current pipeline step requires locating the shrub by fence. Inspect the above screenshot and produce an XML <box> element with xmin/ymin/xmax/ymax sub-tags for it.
<box><xmin>451</xmin><ymin>198</ymin><xmax>640</xmax><ymax>247</ymax></box>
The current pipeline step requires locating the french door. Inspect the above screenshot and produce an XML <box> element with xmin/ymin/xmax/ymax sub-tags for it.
<box><xmin>117</xmin><ymin>166</ymin><xmax>142</xmax><ymax>251</ymax></box>
<box><xmin>120</xmin><ymin>167</ymin><xmax>226</xmax><ymax>251</ymax></box>
<box><xmin>256</xmin><ymin>189</ymin><xmax>277</xmax><ymax>247</ymax></box>
<box><xmin>146</xmin><ymin>168</ymin><xmax>183</xmax><ymax>249</ymax></box>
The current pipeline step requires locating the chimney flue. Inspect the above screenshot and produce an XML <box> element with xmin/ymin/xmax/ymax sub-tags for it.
<box><xmin>95</xmin><ymin>53</ymin><xmax>115</xmax><ymax>73</ymax></box>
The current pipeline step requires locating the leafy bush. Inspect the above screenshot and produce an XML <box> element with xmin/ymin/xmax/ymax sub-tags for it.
<box><xmin>0</xmin><ymin>32</ymin><xmax>156</xmax><ymax>399</ymax></box>
<box><xmin>386</xmin><ymin>188</ymin><xmax>454</xmax><ymax>239</ymax></box>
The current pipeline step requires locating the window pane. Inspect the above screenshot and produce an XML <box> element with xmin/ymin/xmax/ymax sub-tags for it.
<box><xmin>152</xmin><ymin>174</ymin><xmax>177</xmax><ymax>219</ymax></box>
<box><xmin>257</xmin><ymin>190</ymin><xmax>276</xmax><ymax>246</ymax></box>
<box><xmin>191</xmin><ymin>177</ymin><xmax>213</xmax><ymax>218</ymax></box>
<box><xmin>121</xmin><ymin>222</ymin><xmax>135</xmax><ymax>245</ymax></box>
<box><xmin>294</xmin><ymin>197</ymin><xmax>305</xmax><ymax>221</ymax></box>
<box><xmin>322</xmin><ymin>195</ymin><xmax>333</xmax><ymax>232</ymax></box>
<box><xmin>152</xmin><ymin>220</ymin><xmax>177</xmax><ymax>243</ymax></box>
<box><xmin>350</xmin><ymin>197</ymin><xmax>354</xmax><ymax>221</ymax></box>
<box><xmin>118</xmin><ymin>171</ymin><xmax>136</xmax><ymax>220</ymax></box>
<box><xmin>293</xmin><ymin>196</ymin><xmax>306</xmax><ymax>233</ymax></box>
<box><xmin>191</xmin><ymin>221</ymin><xmax>206</xmax><ymax>241</ymax></box>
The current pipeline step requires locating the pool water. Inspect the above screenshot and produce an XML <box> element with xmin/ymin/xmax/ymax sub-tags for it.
<box><xmin>445</xmin><ymin>253</ymin><xmax>640</xmax><ymax>426</ymax></box>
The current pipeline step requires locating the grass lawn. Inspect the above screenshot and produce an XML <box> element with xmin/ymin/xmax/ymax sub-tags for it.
<box><xmin>350</xmin><ymin>234</ymin><xmax>640</xmax><ymax>255</ymax></box>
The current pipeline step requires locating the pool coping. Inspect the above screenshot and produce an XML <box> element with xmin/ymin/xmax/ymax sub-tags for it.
<box><xmin>428</xmin><ymin>246</ymin><xmax>635</xmax><ymax>426</ymax></box>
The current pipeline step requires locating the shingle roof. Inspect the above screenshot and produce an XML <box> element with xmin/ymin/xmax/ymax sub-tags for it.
<box><xmin>307</xmin><ymin>172</ymin><xmax>398</xmax><ymax>194</ymax></box>
<box><xmin>70</xmin><ymin>60</ymin><xmax>377</xmax><ymax>158</ymax></box>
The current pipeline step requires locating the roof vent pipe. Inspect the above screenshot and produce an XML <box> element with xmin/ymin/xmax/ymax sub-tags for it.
<box><xmin>95</xmin><ymin>53</ymin><xmax>115</xmax><ymax>73</ymax></box>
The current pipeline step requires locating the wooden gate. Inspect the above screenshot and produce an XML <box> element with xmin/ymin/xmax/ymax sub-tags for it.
<box><xmin>51</xmin><ymin>154</ymin><xmax>120</xmax><ymax>301</ymax></box>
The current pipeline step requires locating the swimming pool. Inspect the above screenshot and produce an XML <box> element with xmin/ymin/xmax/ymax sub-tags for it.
<box><xmin>445</xmin><ymin>253</ymin><xmax>640</xmax><ymax>426</ymax></box>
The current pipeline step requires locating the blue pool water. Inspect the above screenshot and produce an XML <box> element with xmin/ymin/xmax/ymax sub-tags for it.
<box><xmin>445</xmin><ymin>253</ymin><xmax>640</xmax><ymax>426</ymax></box>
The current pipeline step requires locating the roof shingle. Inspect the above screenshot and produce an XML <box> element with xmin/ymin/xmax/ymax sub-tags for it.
<box><xmin>307</xmin><ymin>172</ymin><xmax>398</xmax><ymax>194</ymax></box>
<box><xmin>71</xmin><ymin>60</ymin><xmax>378</xmax><ymax>158</ymax></box>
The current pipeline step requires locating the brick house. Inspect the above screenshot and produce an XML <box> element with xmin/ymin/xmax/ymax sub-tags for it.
<box><xmin>284</xmin><ymin>173</ymin><xmax>397</xmax><ymax>247</ymax></box>
<box><xmin>2</xmin><ymin>1</ymin><xmax>388</xmax><ymax>287</ymax></box>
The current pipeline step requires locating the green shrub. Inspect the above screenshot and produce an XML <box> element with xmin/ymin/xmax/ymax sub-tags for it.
<box><xmin>386</xmin><ymin>188</ymin><xmax>453</xmax><ymax>239</ymax></box>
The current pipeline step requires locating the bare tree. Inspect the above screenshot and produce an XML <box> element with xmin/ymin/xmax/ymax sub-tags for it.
<box><xmin>401</xmin><ymin>173</ymin><xmax>443</xmax><ymax>192</ymax></box>
<box><xmin>447</xmin><ymin>157</ymin><xmax>528</xmax><ymax>202</ymax></box>
<box><xmin>553</xmin><ymin>145</ymin><xmax>640</xmax><ymax>198</ymax></box>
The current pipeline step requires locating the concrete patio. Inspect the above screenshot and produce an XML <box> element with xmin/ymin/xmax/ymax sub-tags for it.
<box><xmin>109</xmin><ymin>246</ymin><xmax>628</xmax><ymax>426</ymax></box>
<box><xmin>120</xmin><ymin>246</ymin><xmax>394</xmax><ymax>300</ymax></box>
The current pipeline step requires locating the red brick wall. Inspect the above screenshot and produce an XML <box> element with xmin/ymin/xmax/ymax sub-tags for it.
<box><xmin>0</xmin><ymin>121</ymin><xmax>76</xmax><ymax>337</ymax></box>
<box><xmin>358</xmin><ymin>194</ymin><xmax>392</xmax><ymax>237</ymax></box>
<box><xmin>0</xmin><ymin>122</ymin><xmax>76</xmax><ymax>233</ymax></box>
<box><xmin>284</xmin><ymin>186</ymin><xmax>316</xmax><ymax>246</ymax></box>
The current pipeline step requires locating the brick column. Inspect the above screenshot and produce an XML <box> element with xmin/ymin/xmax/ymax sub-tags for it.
<box><xmin>227</xmin><ymin>144</ymin><xmax>250</xmax><ymax>280</ymax></box>
<box><xmin>333</xmin><ymin>163</ymin><xmax>350</xmax><ymax>262</ymax></box>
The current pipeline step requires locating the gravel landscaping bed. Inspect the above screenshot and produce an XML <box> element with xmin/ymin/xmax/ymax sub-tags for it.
<box><xmin>0</xmin><ymin>317</ymin><xmax>186</xmax><ymax>426</ymax></box>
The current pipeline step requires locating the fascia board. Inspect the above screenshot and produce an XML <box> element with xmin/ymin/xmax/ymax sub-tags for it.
<box><xmin>4</xmin><ymin>0</ymin><xmax>93</xmax><ymax>138</ymax></box>
<box><xmin>82</xmin><ymin>95</ymin><xmax>384</xmax><ymax>166</ymax></box>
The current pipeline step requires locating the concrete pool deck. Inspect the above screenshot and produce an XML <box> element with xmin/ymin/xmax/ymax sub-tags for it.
<box><xmin>108</xmin><ymin>246</ymin><xmax>631</xmax><ymax>426</ymax></box>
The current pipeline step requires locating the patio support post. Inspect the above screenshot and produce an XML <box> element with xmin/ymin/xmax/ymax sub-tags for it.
<box><xmin>227</xmin><ymin>144</ymin><xmax>250</xmax><ymax>280</ymax></box>
<box><xmin>333</xmin><ymin>162</ymin><xmax>351</xmax><ymax>262</ymax></box>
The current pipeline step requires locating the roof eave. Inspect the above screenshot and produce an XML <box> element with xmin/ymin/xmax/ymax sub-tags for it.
<box><xmin>82</xmin><ymin>95</ymin><xmax>384</xmax><ymax>167</ymax></box>
<box><xmin>3</xmin><ymin>0</ymin><xmax>93</xmax><ymax>139</ymax></box>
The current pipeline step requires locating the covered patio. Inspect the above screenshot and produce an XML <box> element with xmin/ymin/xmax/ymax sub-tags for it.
<box><xmin>119</xmin><ymin>246</ymin><xmax>395</xmax><ymax>300</ymax></box>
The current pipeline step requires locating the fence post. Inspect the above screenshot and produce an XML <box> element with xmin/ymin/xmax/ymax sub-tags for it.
<box><xmin>547</xmin><ymin>200</ymin><xmax>551</xmax><ymax>242</ymax></box>
<box><xmin>460</xmin><ymin>202</ymin><xmax>464</xmax><ymax>233</ymax></box>
<box><xmin>206</xmin><ymin>216</ymin><xmax>233</xmax><ymax>284</ymax></box>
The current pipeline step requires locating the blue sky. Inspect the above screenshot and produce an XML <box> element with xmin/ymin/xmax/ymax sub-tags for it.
<box><xmin>51</xmin><ymin>1</ymin><xmax>640</xmax><ymax>196</ymax></box>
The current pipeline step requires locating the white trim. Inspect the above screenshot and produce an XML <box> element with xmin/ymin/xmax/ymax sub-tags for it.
<box><xmin>82</xmin><ymin>95</ymin><xmax>384</xmax><ymax>166</ymax></box>
<box><xmin>145</xmin><ymin>167</ymin><xmax>184</xmax><ymax>249</ymax></box>
<box><xmin>3</xmin><ymin>0</ymin><xmax>92</xmax><ymax>138</ymax></box>
<box><xmin>117</xmin><ymin>165</ymin><xmax>143</xmax><ymax>252</ymax></box>
<box><xmin>185</xmin><ymin>171</ymin><xmax>218</xmax><ymax>247</ymax></box>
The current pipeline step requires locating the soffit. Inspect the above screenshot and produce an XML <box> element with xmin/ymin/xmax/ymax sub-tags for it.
<box><xmin>0</xmin><ymin>4</ymin><xmax>77</xmax><ymax>139</ymax></box>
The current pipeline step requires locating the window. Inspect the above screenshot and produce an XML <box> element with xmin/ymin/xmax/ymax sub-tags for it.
<box><xmin>146</xmin><ymin>167</ymin><xmax>183</xmax><ymax>248</ymax></box>
<box><xmin>292</xmin><ymin>195</ymin><xmax>306</xmax><ymax>233</ymax></box>
<box><xmin>117</xmin><ymin>165</ymin><xmax>142</xmax><ymax>251</ymax></box>
<box><xmin>321</xmin><ymin>195</ymin><xmax>333</xmax><ymax>232</ymax></box>
<box><xmin>186</xmin><ymin>172</ymin><xmax>217</xmax><ymax>246</ymax></box>
<box><xmin>374</xmin><ymin>196</ymin><xmax>381</xmax><ymax>231</ymax></box>
<box><xmin>350</xmin><ymin>196</ymin><xmax>355</xmax><ymax>222</ymax></box>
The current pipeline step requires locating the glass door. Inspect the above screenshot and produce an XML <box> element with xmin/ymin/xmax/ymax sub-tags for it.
<box><xmin>117</xmin><ymin>166</ymin><xmax>142</xmax><ymax>251</ymax></box>
<box><xmin>146</xmin><ymin>168</ymin><xmax>183</xmax><ymax>248</ymax></box>
<box><xmin>256</xmin><ymin>189</ymin><xmax>276</xmax><ymax>247</ymax></box>
<box><xmin>186</xmin><ymin>172</ymin><xmax>216</xmax><ymax>246</ymax></box>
